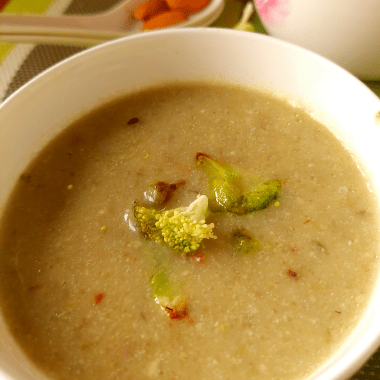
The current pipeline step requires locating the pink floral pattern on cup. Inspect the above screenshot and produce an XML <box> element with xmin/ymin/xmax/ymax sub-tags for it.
<box><xmin>255</xmin><ymin>0</ymin><xmax>290</xmax><ymax>26</ymax></box>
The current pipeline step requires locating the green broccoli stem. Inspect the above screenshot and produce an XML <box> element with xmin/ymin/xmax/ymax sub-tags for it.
<box><xmin>141</xmin><ymin>240</ymin><xmax>188</xmax><ymax>320</ymax></box>
<box><xmin>228</xmin><ymin>179</ymin><xmax>285</xmax><ymax>215</ymax></box>
<box><xmin>196</xmin><ymin>153</ymin><xmax>284</xmax><ymax>215</ymax></box>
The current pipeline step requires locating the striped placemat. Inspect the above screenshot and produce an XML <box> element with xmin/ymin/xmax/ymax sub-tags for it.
<box><xmin>0</xmin><ymin>0</ymin><xmax>125</xmax><ymax>101</ymax></box>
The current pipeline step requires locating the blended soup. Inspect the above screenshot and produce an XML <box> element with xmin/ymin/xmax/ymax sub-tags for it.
<box><xmin>0</xmin><ymin>82</ymin><xmax>379</xmax><ymax>380</ymax></box>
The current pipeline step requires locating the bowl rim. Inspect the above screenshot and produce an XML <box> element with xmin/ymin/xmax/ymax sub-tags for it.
<box><xmin>2</xmin><ymin>28</ymin><xmax>380</xmax><ymax>108</ymax></box>
<box><xmin>1</xmin><ymin>27</ymin><xmax>380</xmax><ymax>380</ymax></box>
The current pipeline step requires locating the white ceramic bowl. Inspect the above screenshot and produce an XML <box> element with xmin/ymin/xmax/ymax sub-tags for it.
<box><xmin>1</xmin><ymin>29</ymin><xmax>380</xmax><ymax>380</ymax></box>
<box><xmin>253</xmin><ymin>0</ymin><xmax>380</xmax><ymax>79</ymax></box>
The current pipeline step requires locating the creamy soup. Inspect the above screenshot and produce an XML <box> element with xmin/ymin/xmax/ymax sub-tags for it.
<box><xmin>0</xmin><ymin>82</ymin><xmax>379</xmax><ymax>380</ymax></box>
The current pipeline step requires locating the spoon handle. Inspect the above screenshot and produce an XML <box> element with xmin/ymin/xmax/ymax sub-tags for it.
<box><xmin>0</xmin><ymin>13</ymin><xmax>141</xmax><ymax>34</ymax></box>
<box><xmin>0</xmin><ymin>13</ymin><xmax>112</xmax><ymax>29</ymax></box>
<box><xmin>0</xmin><ymin>33</ymin><xmax>109</xmax><ymax>47</ymax></box>
<box><xmin>0</xmin><ymin>14</ymin><xmax>142</xmax><ymax>46</ymax></box>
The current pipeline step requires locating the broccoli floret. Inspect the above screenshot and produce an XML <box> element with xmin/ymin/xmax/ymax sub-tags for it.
<box><xmin>196</xmin><ymin>153</ymin><xmax>284</xmax><ymax>215</ymax></box>
<box><xmin>133</xmin><ymin>195</ymin><xmax>216</xmax><ymax>254</ymax></box>
<box><xmin>231</xmin><ymin>228</ymin><xmax>261</xmax><ymax>255</ymax></box>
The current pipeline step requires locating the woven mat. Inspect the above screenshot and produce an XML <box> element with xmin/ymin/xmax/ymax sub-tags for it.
<box><xmin>0</xmin><ymin>0</ymin><xmax>123</xmax><ymax>100</ymax></box>
<box><xmin>0</xmin><ymin>1</ymin><xmax>380</xmax><ymax>378</ymax></box>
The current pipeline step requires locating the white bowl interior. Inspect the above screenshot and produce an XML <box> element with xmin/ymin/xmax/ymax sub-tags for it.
<box><xmin>1</xmin><ymin>29</ymin><xmax>380</xmax><ymax>380</ymax></box>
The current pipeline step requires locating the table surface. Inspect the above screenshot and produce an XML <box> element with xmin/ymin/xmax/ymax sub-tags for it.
<box><xmin>1</xmin><ymin>0</ymin><xmax>380</xmax><ymax>378</ymax></box>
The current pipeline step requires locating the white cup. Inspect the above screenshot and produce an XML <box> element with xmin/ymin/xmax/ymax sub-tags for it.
<box><xmin>254</xmin><ymin>0</ymin><xmax>380</xmax><ymax>79</ymax></box>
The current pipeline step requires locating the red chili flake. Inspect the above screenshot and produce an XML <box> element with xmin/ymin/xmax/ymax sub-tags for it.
<box><xmin>94</xmin><ymin>293</ymin><xmax>105</xmax><ymax>305</ymax></box>
<box><xmin>194</xmin><ymin>252</ymin><xmax>206</xmax><ymax>264</ymax></box>
<box><xmin>28</xmin><ymin>285</ymin><xmax>41</xmax><ymax>291</ymax></box>
<box><xmin>259</xmin><ymin>116</ymin><xmax>270</xmax><ymax>128</ymax></box>
<box><xmin>289</xmin><ymin>246</ymin><xmax>298</xmax><ymax>253</ymax></box>
<box><xmin>127</xmin><ymin>117</ymin><xmax>139</xmax><ymax>125</ymax></box>
<box><xmin>165</xmin><ymin>301</ymin><xmax>188</xmax><ymax>320</ymax></box>
<box><xmin>79</xmin><ymin>319</ymin><xmax>88</xmax><ymax>330</ymax></box>
<box><xmin>69</xmin><ymin>135</ymin><xmax>83</xmax><ymax>147</ymax></box>
<box><xmin>304</xmin><ymin>218</ymin><xmax>311</xmax><ymax>224</ymax></box>
<box><xmin>196</xmin><ymin>152</ymin><xmax>212</xmax><ymax>162</ymax></box>
<box><xmin>188</xmin><ymin>317</ymin><xmax>194</xmax><ymax>324</ymax></box>
<box><xmin>287</xmin><ymin>269</ymin><xmax>298</xmax><ymax>279</ymax></box>
<box><xmin>179</xmin><ymin>165</ymin><xmax>193</xmax><ymax>173</ymax></box>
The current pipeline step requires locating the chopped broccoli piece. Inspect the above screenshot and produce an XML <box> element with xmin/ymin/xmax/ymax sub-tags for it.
<box><xmin>144</xmin><ymin>180</ymin><xmax>185</xmax><ymax>205</ymax></box>
<box><xmin>231</xmin><ymin>228</ymin><xmax>261</xmax><ymax>255</ymax></box>
<box><xmin>244</xmin><ymin>179</ymin><xmax>284</xmax><ymax>212</ymax></box>
<box><xmin>133</xmin><ymin>195</ymin><xmax>216</xmax><ymax>254</ymax></box>
<box><xmin>196</xmin><ymin>153</ymin><xmax>284</xmax><ymax>215</ymax></box>
<box><xmin>142</xmin><ymin>241</ymin><xmax>188</xmax><ymax>319</ymax></box>
<box><xmin>151</xmin><ymin>270</ymin><xmax>188</xmax><ymax>319</ymax></box>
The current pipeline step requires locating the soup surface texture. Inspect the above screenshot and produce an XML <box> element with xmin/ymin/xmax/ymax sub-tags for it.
<box><xmin>0</xmin><ymin>82</ymin><xmax>379</xmax><ymax>380</ymax></box>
